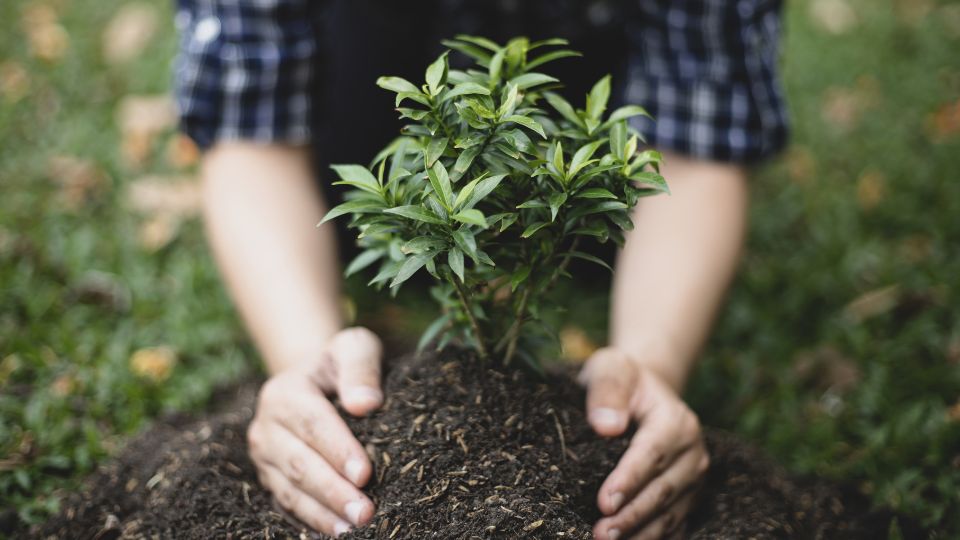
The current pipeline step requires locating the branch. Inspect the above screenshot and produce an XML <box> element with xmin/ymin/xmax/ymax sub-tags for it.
<box><xmin>450</xmin><ymin>276</ymin><xmax>489</xmax><ymax>359</ymax></box>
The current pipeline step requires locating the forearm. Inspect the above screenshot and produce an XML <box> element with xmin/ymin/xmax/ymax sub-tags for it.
<box><xmin>201</xmin><ymin>142</ymin><xmax>343</xmax><ymax>375</ymax></box>
<box><xmin>610</xmin><ymin>151</ymin><xmax>749</xmax><ymax>391</ymax></box>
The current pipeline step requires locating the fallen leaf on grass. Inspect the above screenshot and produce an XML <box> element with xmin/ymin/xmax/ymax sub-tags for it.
<box><xmin>925</xmin><ymin>99</ymin><xmax>960</xmax><ymax>142</ymax></box>
<box><xmin>856</xmin><ymin>169</ymin><xmax>886</xmax><ymax>211</ymax></box>
<box><xmin>947</xmin><ymin>400</ymin><xmax>960</xmax><ymax>422</ymax></box>
<box><xmin>138</xmin><ymin>212</ymin><xmax>181</xmax><ymax>251</ymax></box>
<box><xmin>893</xmin><ymin>0</ymin><xmax>934</xmax><ymax>27</ymax></box>
<box><xmin>843</xmin><ymin>284</ymin><xmax>902</xmax><ymax>324</ymax></box>
<box><xmin>47</xmin><ymin>155</ymin><xmax>110</xmax><ymax>210</ymax></box>
<box><xmin>116</xmin><ymin>94</ymin><xmax>177</xmax><ymax>167</ymax></box>
<box><xmin>809</xmin><ymin>0</ymin><xmax>858</xmax><ymax>35</ymax></box>
<box><xmin>130</xmin><ymin>347</ymin><xmax>177</xmax><ymax>382</ymax></box>
<box><xmin>0</xmin><ymin>61</ymin><xmax>30</xmax><ymax>103</ymax></box>
<box><xmin>165</xmin><ymin>133</ymin><xmax>200</xmax><ymax>169</ymax></box>
<box><xmin>21</xmin><ymin>3</ymin><xmax>70</xmax><ymax>62</ymax></box>
<box><xmin>821</xmin><ymin>77</ymin><xmax>882</xmax><ymax>132</ymax></box>
<box><xmin>51</xmin><ymin>373</ymin><xmax>76</xmax><ymax>397</ymax></box>
<box><xmin>126</xmin><ymin>175</ymin><xmax>201</xmax><ymax>216</ymax></box>
<box><xmin>126</xmin><ymin>175</ymin><xmax>201</xmax><ymax>250</ymax></box>
<box><xmin>792</xmin><ymin>345</ymin><xmax>862</xmax><ymax>394</ymax></box>
<box><xmin>102</xmin><ymin>2</ymin><xmax>159</xmax><ymax>65</ymax></box>
<box><xmin>559</xmin><ymin>325</ymin><xmax>597</xmax><ymax>363</ymax></box>
<box><xmin>784</xmin><ymin>145</ymin><xmax>817</xmax><ymax>186</ymax></box>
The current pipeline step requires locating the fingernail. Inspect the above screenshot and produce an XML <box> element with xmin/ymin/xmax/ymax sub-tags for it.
<box><xmin>345</xmin><ymin>386</ymin><xmax>383</xmax><ymax>407</ymax></box>
<box><xmin>608</xmin><ymin>527</ymin><xmax>621</xmax><ymax>540</ymax></box>
<box><xmin>345</xmin><ymin>458</ymin><xmax>365</xmax><ymax>485</ymax></box>
<box><xmin>609</xmin><ymin>491</ymin><xmax>624</xmax><ymax>511</ymax></box>
<box><xmin>590</xmin><ymin>408</ymin><xmax>628</xmax><ymax>431</ymax></box>
<box><xmin>333</xmin><ymin>520</ymin><xmax>351</xmax><ymax>536</ymax></box>
<box><xmin>345</xmin><ymin>499</ymin><xmax>366</xmax><ymax>525</ymax></box>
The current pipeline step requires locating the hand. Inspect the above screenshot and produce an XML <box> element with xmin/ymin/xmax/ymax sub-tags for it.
<box><xmin>247</xmin><ymin>327</ymin><xmax>383</xmax><ymax>537</ymax></box>
<box><xmin>580</xmin><ymin>347</ymin><xmax>709</xmax><ymax>540</ymax></box>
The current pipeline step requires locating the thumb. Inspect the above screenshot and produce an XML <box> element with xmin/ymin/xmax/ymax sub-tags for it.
<box><xmin>578</xmin><ymin>347</ymin><xmax>637</xmax><ymax>437</ymax></box>
<box><xmin>328</xmin><ymin>327</ymin><xmax>383</xmax><ymax>416</ymax></box>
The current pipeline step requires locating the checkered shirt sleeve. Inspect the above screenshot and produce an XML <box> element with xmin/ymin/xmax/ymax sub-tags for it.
<box><xmin>173</xmin><ymin>0</ymin><xmax>316</xmax><ymax>150</ymax></box>
<box><xmin>625</xmin><ymin>0</ymin><xmax>790</xmax><ymax>162</ymax></box>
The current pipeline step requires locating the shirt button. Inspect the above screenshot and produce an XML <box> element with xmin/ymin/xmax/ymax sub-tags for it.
<box><xmin>194</xmin><ymin>16</ymin><xmax>220</xmax><ymax>44</ymax></box>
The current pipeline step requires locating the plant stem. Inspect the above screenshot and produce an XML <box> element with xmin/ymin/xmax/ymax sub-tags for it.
<box><xmin>499</xmin><ymin>287</ymin><xmax>531</xmax><ymax>366</ymax></box>
<box><xmin>450</xmin><ymin>276</ymin><xmax>489</xmax><ymax>359</ymax></box>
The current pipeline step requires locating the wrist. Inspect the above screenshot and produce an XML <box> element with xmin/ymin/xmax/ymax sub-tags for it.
<box><xmin>611</xmin><ymin>335</ymin><xmax>688</xmax><ymax>393</ymax></box>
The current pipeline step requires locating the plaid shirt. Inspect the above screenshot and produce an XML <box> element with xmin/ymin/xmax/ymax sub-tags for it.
<box><xmin>174</xmin><ymin>0</ymin><xmax>788</xmax><ymax>163</ymax></box>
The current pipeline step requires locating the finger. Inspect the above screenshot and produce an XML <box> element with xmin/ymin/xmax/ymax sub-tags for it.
<box><xmin>597</xmin><ymin>407</ymin><xmax>702</xmax><ymax>515</ymax></box>
<box><xmin>595</xmin><ymin>449</ymin><xmax>706</xmax><ymax>539</ymax></box>
<box><xmin>328</xmin><ymin>327</ymin><xmax>384</xmax><ymax>416</ymax></box>
<box><xmin>259</xmin><ymin>463</ymin><xmax>353</xmax><ymax>537</ymax></box>
<box><xmin>625</xmin><ymin>491</ymin><xmax>697</xmax><ymax>540</ymax></box>
<box><xmin>255</xmin><ymin>424</ymin><xmax>374</xmax><ymax>527</ymax></box>
<box><xmin>258</xmin><ymin>382</ymin><xmax>373</xmax><ymax>487</ymax></box>
<box><xmin>579</xmin><ymin>347</ymin><xmax>637</xmax><ymax>436</ymax></box>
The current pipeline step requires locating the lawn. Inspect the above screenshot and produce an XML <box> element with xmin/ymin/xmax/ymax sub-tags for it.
<box><xmin>1</xmin><ymin>0</ymin><xmax>958</xmax><ymax>536</ymax></box>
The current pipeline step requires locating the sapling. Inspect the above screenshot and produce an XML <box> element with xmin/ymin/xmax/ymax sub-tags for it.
<box><xmin>321</xmin><ymin>35</ymin><xmax>668</xmax><ymax>369</ymax></box>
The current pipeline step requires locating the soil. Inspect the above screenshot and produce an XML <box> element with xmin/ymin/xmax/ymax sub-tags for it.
<box><xmin>35</xmin><ymin>351</ymin><xmax>921</xmax><ymax>539</ymax></box>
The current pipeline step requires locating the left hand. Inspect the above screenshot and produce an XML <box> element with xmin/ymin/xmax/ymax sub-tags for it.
<box><xmin>579</xmin><ymin>347</ymin><xmax>709</xmax><ymax>540</ymax></box>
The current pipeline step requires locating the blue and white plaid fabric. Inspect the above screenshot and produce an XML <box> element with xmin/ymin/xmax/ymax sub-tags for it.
<box><xmin>174</xmin><ymin>0</ymin><xmax>788</xmax><ymax>163</ymax></box>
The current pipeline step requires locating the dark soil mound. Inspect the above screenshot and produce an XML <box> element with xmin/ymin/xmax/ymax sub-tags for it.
<box><xmin>37</xmin><ymin>353</ymin><xmax>918</xmax><ymax>539</ymax></box>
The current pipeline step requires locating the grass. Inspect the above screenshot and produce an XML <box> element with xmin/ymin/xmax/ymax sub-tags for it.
<box><xmin>1</xmin><ymin>0</ymin><xmax>958</xmax><ymax>536</ymax></box>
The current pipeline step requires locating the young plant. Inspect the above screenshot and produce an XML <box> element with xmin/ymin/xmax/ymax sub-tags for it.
<box><xmin>321</xmin><ymin>35</ymin><xmax>668</xmax><ymax>369</ymax></box>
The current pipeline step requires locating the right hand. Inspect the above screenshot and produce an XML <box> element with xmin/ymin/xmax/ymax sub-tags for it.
<box><xmin>247</xmin><ymin>327</ymin><xmax>384</xmax><ymax>537</ymax></box>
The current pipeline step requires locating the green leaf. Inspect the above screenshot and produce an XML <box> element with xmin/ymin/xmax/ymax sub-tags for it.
<box><xmin>529</xmin><ymin>37</ymin><xmax>570</xmax><ymax>49</ymax></box>
<box><xmin>544</xmin><ymin>92</ymin><xmax>585</xmax><ymax>129</ymax></box>
<box><xmin>488</xmin><ymin>48</ymin><xmax>506</xmax><ymax>86</ymax></box>
<box><xmin>498</xmin><ymin>83</ymin><xmax>520</xmax><ymax>119</ymax></box>
<box><xmin>384</xmin><ymin>205</ymin><xmax>445</xmax><ymax>225</ymax></box>
<box><xmin>603</xmin><ymin>105</ymin><xmax>652</xmax><ymax>126</ymax></box>
<box><xmin>368</xmin><ymin>260</ymin><xmax>403</xmax><ymax>286</ymax></box>
<box><xmin>453</xmin><ymin>174</ymin><xmax>482</xmax><ymax>210</ymax></box>
<box><xmin>391</xmin><ymin>254</ymin><xmax>431</xmax><ymax>288</ymax></box>
<box><xmin>395</xmin><ymin>91</ymin><xmax>431</xmax><ymax>107</ymax></box>
<box><xmin>425</xmin><ymin>52</ymin><xmax>449</xmax><ymax>94</ymax></box>
<box><xmin>631</xmin><ymin>171</ymin><xmax>670</xmax><ymax>193</ymax></box>
<box><xmin>517</xmin><ymin>199</ymin><xmax>546</xmax><ymax>209</ymax></box>
<box><xmin>503</xmin><ymin>115</ymin><xmax>546</xmax><ymax>138</ymax></box>
<box><xmin>443</xmin><ymin>82</ymin><xmax>491</xmax><ymax>101</ymax></box>
<box><xmin>568</xmin><ymin>140</ymin><xmax>606</xmax><ymax>178</ymax></box>
<box><xmin>442</xmin><ymin>40</ymin><xmax>493</xmax><ymax>64</ymax></box>
<box><xmin>452</xmin><ymin>208</ymin><xmax>488</xmax><ymax>227</ymax></box>
<box><xmin>319</xmin><ymin>198</ymin><xmax>384</xmax><ymax>224</ymax></box>
<box><xmin>452</xmin><ymin>229</ymin><xmax>478</xmax><ymax>261</ymax></box>
<box><xmin>548</xmin><ymin>192</ymin><xmax>568</xmax><ymax>221</ymax></box>
<box><xmin>330</xmin><ymin>164</ymin><xmax>382</xmax><ymax>196</ymax></box>
<box><xmin>448</xmin><ymin>247</ymin><xmax>465</xmax><ymax>282</ymax></box>
<box><xmin>525</xmin><ymin>49</ymin><xmax>582</xmax><ymax>70</ymax></box>
<box><xmin>569</xmin><ymin>251</ymin><xmax>613</xmax><ymax>272</ymax></box>
<box><xmin>521</xmin><ymin>221</ymin><xmax>550</xmax><ymax>238</ymax></box>
<box><xmin>402</xmin><ymin>236</ymin><xmax>447</xmax><ymax>254</ymax></box>
<box><xmin>427</xmin><ymin>161</ymin><xmax>453</xmax><ymax>208</ymax></box>
<box><xmin>499</xmin><ymin>213</ymin><xmax>518</xmax><ymax>231</ymax></box>
<box><xmin>509</xmin><ymin>73</ymin><xmax>559</xmax><ymax>89</ymax></box>
<box><xmin>462</xmin><ymin>174</ymin><xmax>505</xmax><ymax>210</ymax></box>
<box><xmin>567</xmin><ymin>200</ymin><xmax>629</xmax><ymax>220</ymax></box>
<box><xmin>377</xmin><ymin>76</ymin><xmax>419</xmax><ymax>94</ymax></box>
<box><xmin>610</xmin><ymin>121</ymin><xmax>627</xmax><ymax>161</ymax></box>
<box><xmin>510</xmin><ymin>265</ymin><xmax>531</xmax><ymax>292</ymax></box>
<box><xmin>417</xmin><ymin>313</ymin><xmax>452</xmax><ymax>352</ymax></box>
<box><xmin>453</xmin><ymin>145</ymin><xmax>481</xmax><ymax>178</ymax></box>
<box><xmin>586</xmin><ymin>75</ymin><xmax>611</xmax><ymax>121</ymax></box>
<box><xmin>453</xmin><ymin>34</ymin><xmax>501</xmax><ymax>52</ymax></box>
<box><xmin>345</xmin><ymin>249</ymin><xmax>384</xmax><ymax>277</ymax></box>
<box><xmin>425</xmin><ymin>137</ymin><xmax>448</xmax><ymax>168</ymax></box>
<box><xmin>576</xmin><ymin>187</ymin><xmax>618</xmax><ymax>199</ymax></box>
<box><xmin>552</xmin><ymin>140</ymin><xmax>565</xmax><ymax>178</ymax></box>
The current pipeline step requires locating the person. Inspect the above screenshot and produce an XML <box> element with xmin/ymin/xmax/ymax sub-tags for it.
<box><xmin>173</xmin><ymin>0</ymin><xmax>788</xmax><ymax>538</ymax></box>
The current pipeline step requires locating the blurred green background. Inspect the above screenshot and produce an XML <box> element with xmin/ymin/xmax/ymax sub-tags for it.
<box><xmin>1</xmin><ymin>0</ymin><xmax>958</xmax><ymax>536</ymax></box>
